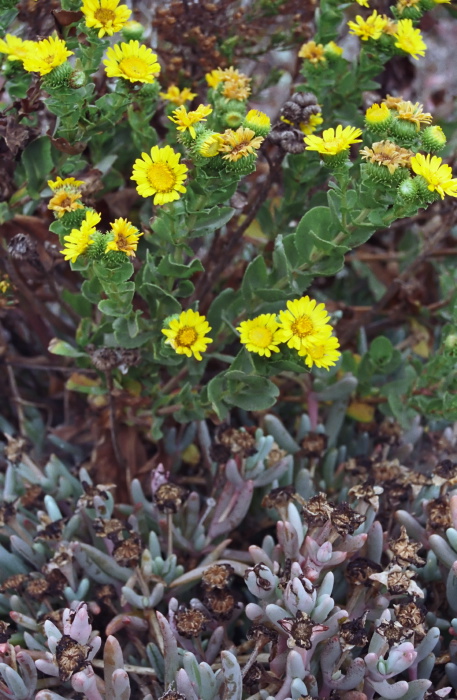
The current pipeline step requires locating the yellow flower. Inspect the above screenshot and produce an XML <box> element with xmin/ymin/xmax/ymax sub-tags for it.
<box><xmin>298</xmin><ymin>335</ymin><xmax>341</xmax><ymax>369</ymax></box>
<box><xmin>104</xmin><ymin>41</ymin><xmax>160</xmax><ymax>84</ymax></box>
<box><xmin>304</xmin><ymin>125</ymin><xmax>362</xmax><ymax>155</ymax></box>
<box><xmin>60</xmin><ymin>211</ymin><xmax>101</xmax><ymax>263</ymax></box>
<box><xmin>298</xmin><ymin>40</ymin><xmax>326</xmax><ymax>64</ymax></box>
<box><xmin>197</xmin><ymin>133</ymin><xmax>225</xmax><ymax>157</ymax></box>
<box><xmin>383</xmin><ymin>94</ymin><xmax>404</xmax><ymax>109</ymax></box>
<box><xmin>131</xmin><ymin>145</ymin><xmax>188</xmax><ymax>205</ymax></box>
<box><xmin>105</xmin><ymin>218</ymin><xmax>142</xmax><ymax>256</ymax></box>
<box><xmin>48</xmin><ymin>191</ymin><xmax>84</xmax><ymax>218</ymax></box>
<box><xmin>81</xmin><ymin>0</ymin><xmax>131</xmax><ymax>38</ymax></box>
<box><xmin>299</xmin><ymin>113</ymin><xmax>324</xmax><ymax>135</ymax></box>
<box><xmin>219</xmin><ymin>127</ymin><xmax>264</xmax><ymax>162</ymax></box>
<box><xmin>205</xmin><ymin>68</ymin><xmax>224</xmax><ymax>88</ymax></box>
<box><xmin>356</xmin><ymin>0</ymin><xmax>369</xmax><ymax>6</ymax></box>
<box><xmin>159</xmin><ymin>85</ymin><xmax>197</xmax><ymax>105</ymax></box>
<box><xmin>162</xmin><ymin>309</ymin><xmax>213</xmax><ymax>361</ymax></box>
<box><xmin>222</xmin><ymin>79</ymin><xmax>251</xmax><ymax>101</ymax></box>
<box><xmin>410</xmin><ymin>153</ymin><xmax>457</xmax><ymax>199</ymax></box>
<box><xmin>205</xmin><ymin>66</ymin><xmax>251</xmax><ymax>95</ymax></box>
<box><xmin>0</xmin><ymin>34</ymin><xmax>36</xmax><ymax>62</ymax></box>
<box><xmin>396</xmin><ymin>0</ymin><xmax>421</xmax><ymax>14</ymax></box>
<box><xmin>244</xmin><ymin>109</ymin><xmax>271</xmax><ymax>136</ymax></box>
<box><xmin>276</xmin><ymin>296</ymin><xmax>333</xmax><ymax>352</ymax></box>
<box><xmin>168</xmin><ymin>104</ymin><xmax>212</xmax><ymax>138</ymax></box>
<box><xmin>394</xmin><ymin>19</ymin><xmax>426</xmax><ymax>60</ymax></box>
<box><xmin>365</xmin><ymin>102</ymin><xmax>391</xmax><ymax>125</ymax></box>
<box><xmin>237</xmin><ymin>314</ymin><xmax>283</xmax><ymax>358</ymax></box>
<box><xmin>0</xmin><ymin>278</ymin><xmax>11</xmax><ymax>294</ymax></box>
<box><xmin>348</xmin><ymin>11</ymin><xmax>388</xmax><ymax>40</ymax></box>
<box><xmin>324</xmin><ymin>41</ymin><xmax>344</xmax><ymax>57</ymax></box>
<box><xmin>48</xmin><ymin>176</ymin><xmax>84</xmax><ymax>191</ymax></box>
<box><xmin>396</xmin><ymin>100</ymin><xmax>432</xmax><ymax>130</ymax></box>
<box><xmin>360</xmin><ymin>140</ymin><xmax>414</xmax><ymax>174</ymax></box>
<box><xmin>22</xmin><ymin>36</ymin><xmax>73</xmax><ymax>76</ymax></box>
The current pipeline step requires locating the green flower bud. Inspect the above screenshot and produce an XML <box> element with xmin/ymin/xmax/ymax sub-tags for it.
<box><xmin>69</xmin><ymin>69</ymin><xmax>86</xmax><ymax>89</ymax></box>
<box><xmin>121</xmin><ymin>20</ymin><xmax>145</xmax><ymax>41</ymax></box>
<box><xmin>223</xmin><ymin>153</ymin><xmax>256</xmax><ymax>175</ymax></box>
<box><xmin>414</xmin><ymin>175</ymin><xmax>441</xmax><ymax>205</ymax></box>
<box><xmin>103</xmin><ymin>250</ymin><xmax>129</xmax><ymax>266</ymax></box>
<box><xmin>222</xmin><ymin>110</ymin><xmax>244</xmax><ymax>129</ymax></box>
<box><xmin>397</xmin><ymin>5</ymin><xmax>423</xmax><ymax>19</ymax></box>
<box><xmin>60</xmin><ymin>208</ymin><xmax>90</xmax><ymax>230</ymax></box>
<box><xmin>192</xmin><ymin>129</ymin><xmax>225</xmax><ymax>160</ymax></box>
<box><xmin>243</xmin><ymin>109</ymin><xmax>271</xmax><ymax>137</ymax></box>
<box><xmin>388</xmin><ymin>118</ymin><xmax>418</xmax><ymax>147</ymax></box>
<box><xmin>321</xmin><ymin>151</ymin><xmax>350</xmax><ymax>169</ymax></box>
<box><xmin>42</xmin><ymin>62</ymin><xmax>73</xmax><ymax>90</ymax></box>
<box><xmin>397</xmin><ymin>177</ymin><xmax>418</xmax><ymax>203</ymax></box>
<box><xmin>87</xmin><ymin>231</ymin><xmax>108</xmax><ymax>261</ymax></box>
<box><xmin>363</xmin><ymin>162</ymin><xmax>409</xmax><ymax>187</ymax></box>
<box><xmin>421</xmin><ymin>125</ymin><xmax>447</xmax><ymax>153</ymax></box>
<box><xmin>138</xmin><ymin>81</ymin><xmax>160</xmax><ymax>99</ymax></box>
<box><xmin>419</xmin><ymin>0</ymin><xmax>435</xmax><ymax>10</ymax></box>
<box><xmin>445</xmin><ymin>334</ymin><xmax>457</xmax><ymax>354</ymax></box>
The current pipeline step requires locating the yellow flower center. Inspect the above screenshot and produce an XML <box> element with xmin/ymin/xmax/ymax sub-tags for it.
<box><xmin>94</xmin><ymin>7</ymin><xmax>116</xmax><ymax>23</ymax></box>
<box><xmin>119</xmin><ymin>56</ymin><xmax>148</xmax><ymax>79</ymax></box>
<box><xmin>45</xmin><ymin>53</ymin><xmax>56</xmax><ymax>64</ymax></box>
<box><xmin>249</xmin><ymin>326</ymin><xmax>273</xmax><ymax>348</ymax></box>
<box><xmin>147</xmin><ymin>162</ymin><xmax>176</xmax><ymax>192</ymax></box>
<box><xmin>291</xmin><ymin>316</ymin><xmax>314</xmax><ymax>338</ymax></box>
<box><xmin>176</xmin><ymin>327</ymin><xmax>198</xmax><ymax>347</ymax></box>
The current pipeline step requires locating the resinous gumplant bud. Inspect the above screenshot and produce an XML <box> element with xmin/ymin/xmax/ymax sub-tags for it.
<box><xmin>122</xmin><ymin>20</ymin><xmax>145</xmax><ymax>41</ymax></box>
<box><xmin>60</xmin><ymin>208</ymin><xmax>90</xmax><ymax>230</ymax></box>
<box><xmin>445</xmin><ymin>334</ymin><xmax>457</xmax><ymax>354</ymax></box>
<box><xmin>421</xmin><ymin>125</ymin><xmax>447</xmax><ymax>152</ymax></box>
<box><xmin>388</xmin><ymin>118</ymin><xmax>418</xmax><ymax>147</ymax></box>
<box><xmin>42</xmin><ymin>62</ymin><xmax>73</xmax><ymax>90</ymax></box>
<box><xmin>243</xmin><ymin>109</ymin><xmax>271</xmax><ymax>137</ymax></box>
<box><xmin>222</xmin><ymin>110</ymin><xmax>245</xmax><ymax>129</ymax></box>
<box><xmin>69</xmin><ymin>69</ymin><xmax>86</xmax><ymax>89</ymax></box>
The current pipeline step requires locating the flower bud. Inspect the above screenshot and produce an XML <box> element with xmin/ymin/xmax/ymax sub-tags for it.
<box><xmin>60</xmin><ymin>208</ymin><xmax>90</xmax><ymax>229</ymax></box>
<box><xmin>388</xmin><ymin>118</ymin><xmax>417</xmax><ymax>146</ymax></box>
<box><xmin>223</xmin><ymin>153</ymin><xmax>257</xmax><ymax>174</ymax></box>
<box><xmin>421</xmin><ymin>124</ymin><xmax>447</xmax><ymax>152</ymax></box>
<box><xmin>243</xmin><ymin>109</ymin><xmax>271</xmax><ymax>137</ymax></box>
<box><xmin>324</xmin><ymin>40</ymin><xmax>344</xmax><ymax>58</ymax></box>
<box><xmin>192</xmin><ymin>130</ymin><xmax>224</xmax><ymax>159</ymax></box>
<box><xmin>445</xmin><ymin>334</ymin><xmax>457</xmax><ymax>353</ymax></box>
<box><xmin>397</xmin><ymin>177</ymin><xmax>418</xmax><ymax>202</ymax></box>
<box><xmin>222</xmin><ymin>110</ymin><xmax>244</xmax><ymax>129</ymax></box>
<box><xmin>69</xmin><ymin>69</ymin><xmax>86</xmax><ymax>89</ymax></box>
<box><xmin>122</xmin><ymin>20</ymin><xmax>145</xmax><ymax>41</ymax></box>
<box><xmin>42</xmin><ymin>62</ymin><xmax>73</xmax><ymax>90</ymax></box>
<box><xmin>365</xmin><ymin>103</ymin><xmax>392</xmax><ymax>134</ymax></box>
<box><xmin>88</xmin><ymin>231</ymin><xmax>108</xmax><ymax>261</ymax></box>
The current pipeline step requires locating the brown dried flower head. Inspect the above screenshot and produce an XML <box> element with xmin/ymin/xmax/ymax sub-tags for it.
<box><xmin>266</xmin><ymin>443</ymin><xmax>287</xmax><ymax>468</ymax></box>
<box><xmin>331</xmin><ymin>502</ymin><xmax>366</xmax><ymax>536</ymax></box>
<box><xmin>348</xmin><ymin>482</ymin><xmax>384</xmax><ymax>510</ymax></box>
<box><xmin>26</xmin><ymin>577</ymin><xmax>52</xmax><ymax>600</ymax></box>
<box><xmin>279</xmin><ymin>611</ymin><xmax>317</xmax><ymax>650</ymax></box>
<box><xmin>56</xmin><ymin>634</ymin><xmax>90</xmax><ymax>681</ymax></box>
<box><xmin>426</xmin><ymin>496</ymin><xmax>452</xmax><ymax>531</ymax></box>
<box><xmin>393</xmin><ymin>600</ymin><xmax>427</xmax><ymax>630</ymax></box>
<box><xmin>204</xmin><ymin>588</ymin><xmax>236</xmax><ymax>620</ymax></box>
<box><xmin>433</xmin><ymin>459</ymin><xmax>457</xmax><ymax>486</ymax></box>
<box><xmin>243</xmin><ymin>662</ymin><xmax>263</xmax><ymax>688</ymax></box>
<box><xmin>201</xmin><ymin>563</ymin><xmax>234</xmax><ymax>590</ymax></box>
<box><xmin>35</xmin><ymin>518</ymin><xmax>65</xmax><ymax>541</ymax></box>
<box><xmin>370</xmin><ymin>565</ymin><xmax>423</xmax><ymax>597</ymax></box>
<box><xmin>93</xmin><ymin>518</ymin><xmax>126</xmax><ymax>541</ymax></box>
<box><xmin>174</xmin><ymin>607</ymin><xmax>208</xmax><ymax>638</ymax></box>
<box><xmin>20</xmin><ymin>484</ymin><xmax>44</xmax><ymax>509</ymax></box>
<box><xmin>360</xmin><ymin>140</ymin><xmax>414</xmax><ymax>174</ymax></box>
<box><xmin>0</xmin><ymin>502</ymin><xmax>16</xmax><ymax>527</ymax></box>
<box><xmin>298</xmin><ymin>492</ymin><xmax>334</xmax><ymax>527</ymax></box>
<box><xmin>376</xmin><ymin>620</ymin><xmax>413</xmax><ymax>646</ymax></box>
<box><xmin>78</xmin><ymin>482</ymin><xmax>115</xmax><ymax>511</ymax></box>
<box><xmin>94</xmin><ymin>583</ymin><xmax>117</xmax><ymax>607</ymax></box>
<box><xmin>301</xmin><ymin>432</ymin><xmax>328</xmax><ymax>458</ymax></box>
<box><xmin>219</xmin><ymin>427</ymin><xmax>256</xmax><ymax>457</ymax></box>
<box><xmin>4</xmin><ymin>435</ymin><xmax>27</xmax><ymax>464</ymax></box>
<box><xmin>154</xmin><ymin>483</ymin><xmax>189</xmax><ymax>514</ymax></box>
<box><xmin>113</xmin><ymin>535</ymin><xmax>142</xmax><ymax>567</ymax></box>
<box><xmin>246</xmin><ymin>623</ymin><xmax>278</xmax><ymax>645</ymax></box>
<box><xmin>262</xmin><ymin>485</ymin><xmax>296</xmax><ymax>510</ymax></box>
<box><xmin>339</xmin><ymin>613</ymin><xmax>369</xmax><ymax>651</ymax></box>
<box><xmin>389</xmin><ymin>526</ymin><xmax>425</xmax><ymax>567</ymax></box>
<box><xmin>346</xmin><ymin>557</ymin><xmax>383</xmax><ymax>586</ymax></box>
<box><xmin>0</xmin><ymin>573</ymin><xmax>28</xmax><ymax>593</ymax></box>
<box><xmin>159</xmin><ymin>691</ymin><xmax>187</xmax><ymax>700</ymax></box>
<box><xmin>0</xmin><ymin>620</ymin><xmax>11</xmax><ymax>643</ymax></box>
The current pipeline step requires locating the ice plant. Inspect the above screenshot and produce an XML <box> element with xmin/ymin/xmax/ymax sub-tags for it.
<box><xmin>298</xmin><ymin>40</ymin><xmax>326</xmax><ymax>64</ymax></box>
<box><xmin>276</xmin><ymin>296</ymin><xmax>333</xmax><ymax>352</ymax></box>
<box><xmin>104</xmin><ymin>40</ymin><xmax>160</xmax><ymax>83</ymax></box>
<box><xmin>410</xmin><ymin>153</ymin><xmax>457</xmax><ymax>199</ymax></box>
<box><xmin>160</xmin><ymin>85</ymin><xmax>197</xmax><ymax>105</ymax></box>
<box><xmin>168</xmin><ymin>104</ymin><xmax>213</xmax><ymax>138</ymax></box>
<box><xmin>219</xmin><ymin>127</ymin><xmax>264</xmax><ymax>161</ymax></box>
<box><xmin>22</xmin><ymin>36</ymin><xmax>73</xmax><ymax>75</ymax></box>
<box><xmin>162</xmin><ymin>310</ymin><xmax>213</xmax><ymax>360</ymax></box>
<box><xmin>304</xmin><ymin>124</ymin><xmax>362</xmax><ymax>155</ymax></box>
<box><xmin>0</xmin><ymin>34</ymin><xmax>35</xmax><ymax>62</ymax></box>
<box><xmin>394</xmin><ymin>18</ymin><xmax>427</xmax><ymax>59</ymax></box>
<box><xmin>131</xmin><ymin>145</ymin><xmax>188</xmax><ymax>204</ymax></box>
<box><xmin>237</xmin><ymin>314</ymin><xmax>283</xmax><ymax>357</ymax></box>
<box><xmin>81</xmin><ymin>0</ymin><xmax>131</xmax><ymax>38</ymax></box>
<box><xmin>348</xmin><ymin>11</ymin><xmax>388</xmax><ymax>40</ymax></box>
<box><xmin>105</xmin><ymin>218</ymin><xmax>142</xmax><ymax>256</ymax></box>
<box><xmin>60</xmin><ymin>211</ymin><xmax>101</xmax><ymax>263</ymax></box>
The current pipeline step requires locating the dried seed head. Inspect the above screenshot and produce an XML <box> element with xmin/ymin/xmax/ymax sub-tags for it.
<box><xmin>339</xmin><ymin>613</ymin><xmax>369</xmax><ymax>651</ymax></box>
<box><xmin>377</xmin><ymin>418</ymin><xmax>403</xmax><ymax>444</ymax></box>
<box><xmin>301</xmin><ymin>432</ymin><xmax>328</xmax><ymax>457</ymax></box>
<box><xmin>331</xmin><ymin>502</ymin><xmax>366</xmax><ymax>536</ymax></box>
<box><xmin>278</xmin><ymin>558</ymin><xmax>293</xmax><ymax>591</ymax></box>
<box><xmin>78</xmin><ymin>482</ymin><xmax>115</xmax><ymax>510</ymax></box>
<box><xmin>370</xmin><ymin>565</ymin><xmax>423</xmax><ymax>596</ymax></box>
<box><xmin>35</xmin><ymin>518</ymin><xmax>65</xmax><ymax>541</ymax></box>
<box><xmin>4</xmin><ymin>435</ymin><xmax>27</xmax><ymax>464</ymax></box>
<box><xmin>0</xmin><ymin>573</ymin><xmax>28</xmax><ymax>593</ymax></box>
<box><xmin>113</xmin><ymin>535</ymin><xmax>142</xmax><ymax>567</ymax></box>
<box><xmin>382</xmin><ymin>479</ymin><xmax>412</xmax><ymax>509</ymax></box>
<box><xmin>298</xmin><ymin>492</ymin><xmax>334</xmax><ymax>527</ymax></box>
<box><xmin>26</xmin><ymin>577</ymin><xmax>51</xmax><ymax>600</ymax></box>
<box><xmin>93</xmin><ymin>518</ymin><xmax>125</xmax><ymax>541</ymax></box>
<box><xmin>8</xmin><ymin>233</ymin><xmax>42</xmax><ymax>270</ymax></box>
<box><xmin>87</xmin><ymin>346</ymin><xmax>141</xmax><ymax>371</ymax></box>
<box><xmin>219</xmin><ymin>427</ymin><xmax>256</xmax><ymax>457</ymax></box>
<box><xmin>204</xmin><ymin>588</ymin><xmax>236</xmax><ymax>620</ymax></box>
<box><xmin>246</xmin><ymin>623</ymin><xmax>278</xmax><ymax>644</ymax></box>
<box><xmin>44</xmin><ymin>569</ymin><xmax>68</xmax><ymax>596</ymax></box>
<box><xmin>154</xmin><ymin>483</ymin><xmax>189</xmax><ymax>514</ymax></box>
<box><xmin>243</xmin><ymin>662</ymin><xmax>263</xmax><ymax>687</ymax></box>
<box><xmin>376</xmin><ymin>620</ymin><xmax>413</xmax><ymax>646</ymax></box>
<box><xmin>372</xmin><ymin>459</ymin><xmax>403</xmax><ymax>483</ymax></box>
<box><xmin>201</xmin><ymin>563</ymin><xmax>234</xmax><ymax>590</ymax></box>
<box><xmin>174</xmin><ymin>607</ymin><xmax>208</xmax><ymax>638</ymax></box>
<box><xmin>346</xmin><ymin>557</ymin><xmax>382</xmax><ymax>586</ymax></box>
<box><xmin>159</xmin><ymin>691</ymin><xmax>187</xmax><ymax>700</ymax></box>
<box><xmin>20</xmin><ymin>484</ymin><xmax>44</xmax><ymax>509</ymax></box>
<box><xmin>0</xmin><ymin>502</ymin><xmax>16</xmax><ymax>527</ymax></box>
<box><xmin>280</xmin><ymin>610</ymin><xmax>315</xmax><ymax>650</ymax></box>
<box><xmin>389</xmin><ymin>526</ymin><xmax>425</xmax><ymax>567</ymax></box>
<box><xmin>0</xmin><ymin>620</ymin><xmax>11</xmax><ymax>643</ymax></box>
<box><xmin>266</xmin><ymin>443</ymin><xmax>287</xmax><ymax>468</ymax></box>
<box><xmin>433</xmin><ymin>459</ymin><xmax>457</xmax><ymax>485</ymax></box>
<box><xmin>262</xmin><ymin>485</ymin><xmax>296</xmax><ymax>510</ymax></box>
<box><xmin>94</xmin><ymin>583</ymin><xmax>117</xmax><ymax>606</ymax></box>
<box><xmin>55</xmin><ymin>634</ymin><xmax>90</xmax><ymax>681</ymax></box>
<box><xmin>426</xmin><ymin>496</ymin><xmax>452</xmax><ymax>531</ymax></box>
<box><xmin>348</xmin><ymin>482</ymin><xmax>384</xmax><ymax>509</ymax></box>
<box><xmin>393</xmin><ymin>600</ymin><xmax>427</xmax><ymax>629</ymax></box>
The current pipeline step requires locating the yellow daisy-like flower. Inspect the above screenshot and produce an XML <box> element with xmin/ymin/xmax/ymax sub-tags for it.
<box><xmin>356</xmin><ymin>0</ymin><xmax>369</xmax><ymax>6</ymax></box>
<box><xmin>299</xmin><ymin>113</ymin><xmax>324</xmax><ymax>136</ymax></box>
<box><xmin>394</xmin><ymin>19</ymin><xmax>426</xmax><ymax>60</ymax></box>
<box><xmin>395</xmin><ymin>100</ymin><xmax>432</xmax><ymax>130</ymax></box>
<box><xmin>105</xmin><ymin>218</ymin><xmax>142</xmax><ymax>256</ymax></box>
<box><xmin>81</xmin><ymin>0</ymin><xmax>131</xmax><ymax>38</ymax></box>
<box><xmin>22</xmin><ymin>36</ymin><xmax>73</xmax><ymax>76</ymax></box>
<box><xmin>304</xmin><ymin>125</ymin><xmax>362</xmax><ymax>155</ymax></box>
<box><xmin>410</xmin><ymin>153</ymin><xmax>457</xmax><ymax>199</ymax></box>
<box><xmin>383</xmin><ymin>94</ymin><xmax>404</xmax><ymax>109</ymax></box>
<box><xmin>48</xmin><ymin>191</ymin><xmax>84</xmax><ymax>218</ymax></box>
<box><xmin>60</xmin><ymin>211</ymin><xmax>101</xmax><ymax>263</ymax></box>
<box><xmin>162</xmin><ymin>309</ymin><xmax>213</xmax><ymax>361</ymax></box>
<box><xmin>159</xmin><ymin>85</ymin><xmax>197</xmax><ymax>106</ymax></box>
<box><xmin>360</xmin><ymin>140</ymin><xmax>414</xmax><ymax>174</ymax></box>
<box><xmin>237</xmin><ymin>314</ymin><xmax>282</xmax><ymax>358</ymax></box>
<box><xmin>131</xmin><ymin>145</ymin><xmax>188</xmax><ymax>205</ymax></box>
<box><xmin>222</xmin><ymin>79</ymin><xmax>251</xmax><ymax>101</ymax></box>
<box><xmin>48</xmin><ymin>176</ymin><xmax>85</xmax><ymax>192</ymax></box>
<box><xmin>348</xmin><ymin>11</ymin><xmax>388</xmax><ymax>41</ymax></box>
<box><xmin>298</xmin><ymin>40</ymin><xmax>326</xmax><ymax>64</ymax></box>
<box><xmin>276</xmin><ymin>296</ymin><xmax>333</xmax><ymax>352</ymax></box>
<box><xmin>396</xmin><ymin>0</ymin><xmax>421</xmax><ymax>13</ymax></box>
<box><xmin>104</xmin><ymin>41</ymin><xmax>160</xmax><ymax>84</ymax></box>
<box><xmin>299</xmin><ymin>335</ymin><xmax>341</xmax><ymax>370</ymax></box>
<box><xmin>205</xmin><ymin>68</ymin><xmax>224</xmax><ymax>88</ymax></box>
<box><xmin>365</xmin><ymin>102</ymin><xmax>391</xmax><ymax>125</ymax></box>
<box><xmin>219</xmin><ymin>127</ymin><xmax>264</xmax><ymax>162</ymax></box>
<box><xmin>168</xmin><ymin>104</ymin><xmax>212</xmax><ymax>138</ymax></box>
<box><xmin>197</xmin><ymin>133</ymin><xmax>225</xmax><ymax>157</ymax></box>
<box><xmin>324</xmin><ymin>41</ymin><xmax>344</xmax><ymax>57</ymax></box>
<box><xmin>0</xmin><ymin>34</ymin><xmax>36</xmax><ymax>62</ymax></box>
<box><xmin>205</xmin><ymin>66</ymin><xmax>251</xmax><ymax>95</ymax></box>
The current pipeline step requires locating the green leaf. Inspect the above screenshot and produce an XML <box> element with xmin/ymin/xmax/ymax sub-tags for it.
<box><xmin>207</xmin><ymin>373</ymin><xmax>229</xmax><ymax>420</ymax></box>
<box><xmin>21</xmin><ymin>137</ymin><xmax>53</xmax><ymax>197</ymax></box>
<box><xmin>157</xmin><ymin>256</ymin><xmax>204</xmax><ymax>279</ymax></box>
<box><xmin>138</xmin><ymin>282</ymin><xmax>181</xmax><ymax>316</ymax></box>
<box><xmin>48</xmin><ymin>339</ymin><xmax>86</xmax><ymax>358</ymax></box>
<box><xmin>192</xmin><ymin>206</ymin><xmax>235</xmax><ymax>234</ymax></box>
<box><xmin>175</xmin><ymin>280</ymin><xmax>194</xmax><ymax>297</ymax></box>
<box><xmin>242</xmin><ymin>255</ymin><xmax>268</xmax><ymax>301</ymax></box>
<box><xmin>369</xmin><ymin>336</ymin><xmax>393</xmax><ymax>363</ymax></box>
<box><xmin>224</xmin><ymin>371</ymin><xmax>279</xmax><ymax>411</ymax></box>
<box><xmin>295</xmin><ymin>206</ymin><xmax>344</xmax><ymax>261</ymax></box>
<box><xmin>94</xmin><ymin>260</ymin><xmax>134</xmax><ymax>284</ymax></box>
<box><xmin>81</xmin><ymin>276</ymin><xmax>103</xmax><ymax>304</ymax></box>
<box><xmin>61</xmin><ymin>289</ymin><xmax>92</xmax><ymax>317</ymax></box>
<box><xmin>207</xmin><ymin>288</ymin><xmax>237</xmax><ymax>334</ymax></box>
<box><xmin>112</xmin><ymin>317</ymin><xmax>154</xmax><ymax>348</ymax></box>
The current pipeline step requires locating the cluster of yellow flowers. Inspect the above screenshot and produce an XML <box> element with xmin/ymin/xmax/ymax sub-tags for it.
<box><xmin>47</xmin><ymin>177</ymin><xmax>85</xmax><ymax>218</ymax></box>
<box><xmin>348</xmin><ymin>10</ymin><xmax>426</xmax><ymax>60</ymax></box>
<box><xmin>162</xmin><ymin>297</ymin><xmax>341</xmax><ymax>370</ymax></box>
<box><xmin>0</xmin><ymin>34</ymin><xmax>73</xmax><ymax>75</ymax></box>
<box><xmin>298</xmin><ymin>40</ymin><xmax>344</xmax><ymax>65</ymax></box>
<box><xmin>60</xmin><ymin>209</ymin><xmax>142</xmax><ymax>263</ymax></box>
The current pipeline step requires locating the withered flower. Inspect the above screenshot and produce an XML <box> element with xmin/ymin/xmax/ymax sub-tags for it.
<box><xmin>301</xmin><ymin>432</ymin><xmax>328</xmax><ymax>457</ymax></box>
<box><xmin>209</xmin><ymin>443</ymin><xmax>231</xmax><ymax>463</ymax></box>
<box><xmin>426</xmin><ymin>496</ymin><xmax>452</xmax><ymax>531</ymax></box>
<box><xmin>35</xmin><ymin>518</ymin><xmax>65</xmax><ymax>541</ymax></box>
<box><xmin>382</xmin><ymin>479</ymin><xmax>412</xmax><ymax>509</ymax></box>
<box><xmin>219</xmin><ymin>427</ymin><xmax>256</xmax><ymax>457</ymax></box>
<box><xmin>370</xmin><ymin>565</ymin><xmax>423</xmax><ymax>597</ymax></box>
<box><xmin>26</xmin><ymin>577</ymin><xmax>52</xmax><ymax>600</ymax></box>
<box><xmin>376</xmin><ymin>620</ymin><xmax>413</xmax><ymax>646</ymax></box>
<box><xmin>0</xmin><ymin>620</ymin><xmax>11</xmax><ymax>643</ymax></box>
<box><xmin>153</xmin><ymin>483</ymin><xmax>189</xmax><ymax>514</ymax></box>
<box><xmin>377</xmin><ymin>418</ymin><xmax>403</xmax><ymax>444</ymax></box>
<box><xmin>0</xmin><ymin>573</ymin><xmax>28</xmax><ymax>593</ymax></box>
<box><xmin>246</xmin><ymin>623</ymin><xmax>278</xmax><ymax>645</ymax></box>
<box><xmin>39</xmin><ymin>609</ymin><xmax>65</xmax><ymax>632</ymax></box>
<box><xmin>4</xmin><ymin>435</ymin><xmax>27</xmax><ymax>464</ymax></box>
<box><xmin>339</xmin><ymin>613</ymin><xmax>369</xmax><ymax>651</ymax></box>
<box><xmin>55</xmin><ymin>634</ymin><xmax>90</xmax><ymax>681</ymax></box>
<box><xmin>0</xmin><ymin>502</ymin><xmax>16</xmax><ymax>527</ymax></box>
<box><xmin>174</xmin><ymin>607</ymin><xmax>208</xmax><ymax>638</ymax></box>
<box><xmin>243</xmin><ymin>662</ymin><xmax>263</xmax><ymax>688</ymax></box>
<box><xmin>201</xmin><ymin>563</ymin><xmax>234</xmax><ymax>590</ymax></box>
<box><xmin>20</xmin><ymin>484</ymin><xmax>44</xmax><ymax>509</ymax></box>
<box><xmin>113</xmin><ymin>534</ymin><xmax>142</xmax><ymax>567</ymax></box>
<box><xmin>158</xmin><ymin>691</ymin><xmax>186</xmax><ymax>700</ymax></box>
<box><xmin>262</xmin><ymin>485</ymin><xmax>296</xmax><ymax>510</ymax></box>
<box><xmin>346</xmin><ymin>557</ymin><xmax>383</xmax><ymax>586</ymax></box>
<box><xmin>393</xmin><ymin>600</ymin><xmax>427</xmax><ymax>630</ymax></box>
<box><xmin>348</xmin><ymin>482</ymin><xmax>383</xmax><ymax>510</ymax></box>
<box><xmin>266</xmin><ymin>443</ymin><xmax>287</xmax><ymax>467</ymax></box>
<box><xmin>93</xmin><ymin>518</ymin><xmax>126</xmax><ymax>541</ymax></box>
<box><xmin>45</xmin><ymin>569</ymin><xmax>68</xmax><ymax>596</ymax></box>
<box><xmin>389</xmin><ymin>526</ymin><xmax>425</xmax><ymax>567</ymax></box>
<box><xmin>78</xmin><ymin>482</ymin><xmax>115</xmax><ymax>510</ymax></box>
<box><xmin>278</xmin><ymin>559</ymin><xmax>293</xmax><ymax>591</ymax></box>
<box><xmin>372</xmin><ymin>459</ymin><xmax>403</xmax><ymax>484</ymax></box>
<box><xmin>279</xmin><ymin>610</ymin><xmax>322</xmax><ymax>650</ymax></box>
<box><xmin>94</xmin><ymin>583</ymin><xmax>117</xmax><ymax>607</ymax></box>
<box><xmin>204</xmin><ymin>589</ymin><xmax>236</xmax><ymax>620</ymax></box>
<box><xmin>344</xmin><ymin>457</ymin><xmax>372</xmax><ymax>479</ymax></box>
<box><xmin>331</xmin><ymin>502</ymin><xmax>366</xmax><ymax>536</ymax></box>
<box><xmin>433</xmin><ymin>459</ymin><xmax>457</xmax><ymax>486</ymax></box>
<box><xmin>87</xmin><ymin>346</ymin><xmax>141</xmax><ymax>372</ymax></box>
<box><xmin>297</xmin><ymin>492</ymin><xmax>334</xmax><ymax>527</ymax></box>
